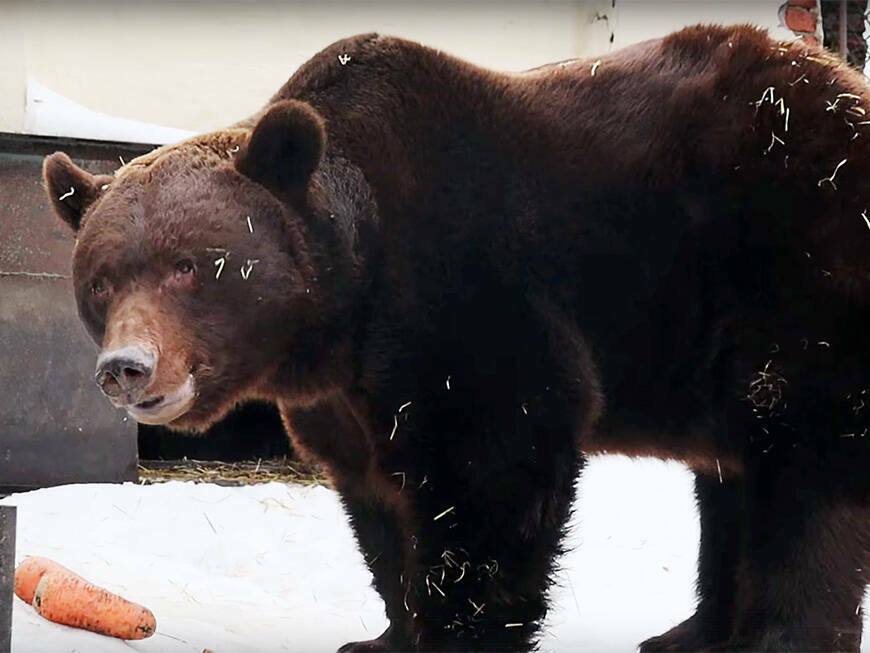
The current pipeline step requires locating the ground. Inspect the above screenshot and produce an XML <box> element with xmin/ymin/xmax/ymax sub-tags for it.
<box><xmin>7</xmin><ymin>457</ymin><xmax>870</xmax><ymax>652</ymax></box>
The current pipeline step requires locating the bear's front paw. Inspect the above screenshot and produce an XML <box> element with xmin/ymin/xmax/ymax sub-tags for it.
<box><xmin>639</xmin><ymin>612</ymin><xmax>728</xmax><ymax>652</ymax></box>
<box><xmin>338</xmin><ymin>625</ymin><xmax>397</xmax><ymax>653</ymax></box>
<box><xmin>337</xmin><ymin>639</ymin><xmax>393</xmax><ymax>653</ymax></box>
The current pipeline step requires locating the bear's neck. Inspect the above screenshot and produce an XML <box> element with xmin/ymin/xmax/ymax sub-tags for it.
<box><xmin>262</xmin><ymin>152</ymin><xmax>377</xmax><ymax>403</ymax></box>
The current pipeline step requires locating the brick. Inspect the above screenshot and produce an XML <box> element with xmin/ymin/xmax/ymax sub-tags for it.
<box><xmin>783</xmin><ymin>6</ymin><xmax>817</xmax><ymax>34</ymax></box>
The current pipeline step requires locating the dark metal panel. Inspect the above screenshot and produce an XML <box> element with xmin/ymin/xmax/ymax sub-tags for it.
<box><xmin>0</xmin><ymin>506</ymin><xmax>13</xmax><ymax>653</ymax></box>
<box><xmin>0</xmin><ymin>133</ymin><xmax>152</xmax><ymax>489</ymax></box>
<box><xmin>0</xmin><ymin>276</ymin><xmax>138</xmax><ymax>487</ymax></box>
<box><xmin>0</xmin><ymin>153</ymin><xmax>80</xmax><ymax>276</ymax></box>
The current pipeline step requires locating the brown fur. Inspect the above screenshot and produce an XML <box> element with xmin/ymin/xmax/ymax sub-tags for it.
<box><xmin>44</xmin><ymin>24</ymin><xmax>870</xmax><ymax>652</ymax></box>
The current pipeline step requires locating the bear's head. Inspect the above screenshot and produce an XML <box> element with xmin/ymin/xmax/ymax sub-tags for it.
<box><xmin>43</xmin><ymin>100</ymin><xmax>329</xmax><ymax>432</ymax></box>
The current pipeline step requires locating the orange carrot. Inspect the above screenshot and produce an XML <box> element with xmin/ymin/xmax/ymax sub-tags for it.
<box><xmin>31</xmin><ymin>572</ymin><xmax>156</xmax><ymax>640</ymax></box>
<box><xmin>14</xmin><ymin>557</ymin><xmax>82</xmax><ymax>604</ymax></box>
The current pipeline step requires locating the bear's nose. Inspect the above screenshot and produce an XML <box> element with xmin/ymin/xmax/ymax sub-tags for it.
<box><xmin>95</xmin><ymin>346</ymin><xmax>155</xmax><ymax>400</ymax></box>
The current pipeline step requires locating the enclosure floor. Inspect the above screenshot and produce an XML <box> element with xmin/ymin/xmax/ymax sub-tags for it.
<box><xmin>5</xmin><ymin>456</ymin><xmax>869</xmax><ymax>653</ymax></box>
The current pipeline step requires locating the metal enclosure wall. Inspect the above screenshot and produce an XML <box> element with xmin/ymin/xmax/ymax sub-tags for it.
<box><xmin>0</xmin><ymin>133</ymin><xmax>148</xmax><ymax>491</ymax></box>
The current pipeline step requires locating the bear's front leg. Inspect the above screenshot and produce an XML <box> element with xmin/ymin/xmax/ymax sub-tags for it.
<box><xmin>401</xmin><ymin>459</ymin><xmax>581</xmax><ymax>652</ymax></box>
<box><xmin>336</xmin><ymin>491</ymin><xmax>415</xmax><ymax>652</ymax></box>
<box><xmin>346</xmin><ymin>297</ymin><xmax>594</xmax><ymax>651</ymax></box>
<box><xmin>385</xmin><ymin>391</ymin><xmax>584</xmax><ymax>652</ymax></box>
<box><xmin>279</xmin><ymin>398</ymin><xmax>416</xmax><ymax>651</ymax></box>
<box><xmin>640</xmin><ymin>473</ymin><xmax>744</xmax><ymax>652</ymax></box>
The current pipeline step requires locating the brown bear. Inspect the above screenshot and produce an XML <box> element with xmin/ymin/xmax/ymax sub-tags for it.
<box><xmin>43</xmin><ymin>24</ymin><xmax>870</xmax><ymax>652</ymax></box>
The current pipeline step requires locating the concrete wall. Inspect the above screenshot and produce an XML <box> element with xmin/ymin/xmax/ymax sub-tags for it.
<box><xmin>0</xmin><ymin>1</ymin><xmax>788</xmax><ymax>139</ymax></box>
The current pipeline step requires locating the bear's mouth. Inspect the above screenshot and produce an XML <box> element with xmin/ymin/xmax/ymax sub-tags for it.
<box><xmin>135</xmin><ymin>396</ymin><xmax>163</xmax><ymax>410</ymax></box>
<box><xmin>126</xmin><ymin>375</ymin><xmax>196</xmax><ymax>425</ymax></box>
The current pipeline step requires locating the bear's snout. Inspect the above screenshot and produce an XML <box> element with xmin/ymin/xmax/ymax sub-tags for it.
<box><xmin>95</xmin><ymin>346</ymin><xmax>155</xmax><ymax>402</ymax></box>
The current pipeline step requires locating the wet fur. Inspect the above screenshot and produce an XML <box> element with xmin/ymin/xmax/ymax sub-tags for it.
<box><xmin>45</xmin><ymin>24</ymin><xmax>870</xmax><ymax>652</ymax></box>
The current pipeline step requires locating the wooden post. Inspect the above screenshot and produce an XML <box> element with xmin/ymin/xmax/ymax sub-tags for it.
<box><xmin>0</xmin><ymin>507</ymin><xmax>15</xmax><ymax>653</ymax></box>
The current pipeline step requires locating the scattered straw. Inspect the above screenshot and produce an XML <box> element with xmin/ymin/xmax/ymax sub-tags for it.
<box><xmin>433</xmin><ymin>506</ymin><xmax>455</xmax><ymax>521</ymax></box>
<box><xmin>755</xmin><ymin>86</ymin><xmax>775</xmax><ymax>108</ymax></box>
<box><xmin>591</xmin><ymin>60</ymin><xmax>601</xmax><ymax>76</ymax></box>
<box><xmin>240</xmin><ymin>258</ymin><xmax>260</xmax><ymax>280</ymax></box>
<box><xmin>58</xmin><ymin>186</ymin><xmax>75</xmax><ymax>201</ymax></box>
<box><xmin>138</xmin><ymin>458</ymin><xmax>327</xmax><ymax>487</ymax></box>
<box><xmin>246</xmin><ymin>216</ymin><xmax>254</xmax><ymax>233</ymax></box>
<box><xmin>214</xmin><ymin>257</ymin><xmax>226</xmax><ymax>279</ymax></box>
<box><xmin>817</xmin><ymin>158</ymin><xmax>847</xmax><ymax>190</ymax></box>
<box><xmin>390</xmin><ymin>414</ymin><xmax>399</xmax><ymax>440</ymax></box>
<box><xmin>766</xmin><ymin>132</ymin><xmax>785</xmax><ymax>154</ymax></box>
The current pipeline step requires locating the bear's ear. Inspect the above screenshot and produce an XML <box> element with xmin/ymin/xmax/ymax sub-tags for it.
<box><xmin>234</xmin><ymin>99</ymin><xmax>326</xmax><ymax>201</ymax></box>
<box><xmin>43</xmin><ymin>152</ymin><xmax>113</xmax><ymax>233</ymax></box>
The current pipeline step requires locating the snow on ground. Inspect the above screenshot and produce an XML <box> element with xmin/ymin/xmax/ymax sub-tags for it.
<box><xmin>5</xmin><ymin>456</ymin><xmax>869</xmax><ymax>653</ymax></box>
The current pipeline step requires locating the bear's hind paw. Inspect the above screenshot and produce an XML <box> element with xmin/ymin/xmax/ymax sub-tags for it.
<box><xmin>639</xmin><ymin>612</ymin><xmax>728</xmax><ymax>652</ymax></box>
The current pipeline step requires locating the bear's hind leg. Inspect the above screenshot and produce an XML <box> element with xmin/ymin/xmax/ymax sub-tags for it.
<box><xmin>640</xmin><ymin>473</ymin><xmax>744</xmax><ymax>652</ymax></box>
<box><xmin>724</xmin><ymin>455</ymin><xmax>869</xmax><ymax>652</ymax></box>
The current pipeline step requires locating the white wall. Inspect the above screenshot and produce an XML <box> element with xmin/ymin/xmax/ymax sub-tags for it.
<box><xmin>0</xmin><ymin>1</ymin><xmax>787</xmax><ymax>140</ymax></box>
<box><xmin>609</xmin><ymin>0</ymin><xmax>794</xmax><ymax>50</ymax></box>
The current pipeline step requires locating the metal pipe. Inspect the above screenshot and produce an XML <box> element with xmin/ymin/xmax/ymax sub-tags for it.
<box><xmin>839</xmin><ymin>0</ymin><xmax>849</xmax><ymax>59</ymax></box>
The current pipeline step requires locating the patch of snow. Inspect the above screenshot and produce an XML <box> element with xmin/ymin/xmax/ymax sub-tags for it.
<box><xmin>25</xmin><ymin>78</ymin><xmax>197</xmax><ymax>145</ymax></box>
<box><xmin>3</xmin><ymin>456</ymin><xmax>868</xmax><ymax>652</ymax></box>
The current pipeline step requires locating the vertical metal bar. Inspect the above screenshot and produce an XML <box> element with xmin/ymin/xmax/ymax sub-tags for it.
<box><xmin>0</xmin><ymin>506</ymin><xmax>15</xmax><ymax>653</ymax></box>
<box><xmin>840</xmin><ymin>0</ymin><xmax>849</xmax><ymax>58</ymax></box>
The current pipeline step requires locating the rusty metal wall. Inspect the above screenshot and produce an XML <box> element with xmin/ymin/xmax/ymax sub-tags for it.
<box><xmin>0</xmin><ymin>133</ymin><xmax>153</xmax><ymax>491</ymax></box>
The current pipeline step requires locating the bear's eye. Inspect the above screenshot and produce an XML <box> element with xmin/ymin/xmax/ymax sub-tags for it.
<box><xmin>175</xmin><ymin>259</ymin><xmax>195</xmax><ymax>276</ymax></box>
<box><xmin>90</xmin><ymin>279</ymin><xmax>109</xmax><ymax>298</ymax></box>
<box><xmin>168</xmin><ymin>259</ymin><xmax>197</xmax><ymax>290</ymax></box>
